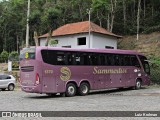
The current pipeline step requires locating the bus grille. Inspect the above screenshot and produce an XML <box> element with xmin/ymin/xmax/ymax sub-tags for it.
<box><xmin>21</xmin><ymin>66</ymin><xmax>34</xmax><ymax>72</ymax></box>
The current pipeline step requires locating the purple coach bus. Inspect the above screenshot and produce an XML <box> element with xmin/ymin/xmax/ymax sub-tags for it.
<box><xmin>20</xmin><ymin>46</ymin><xmax>150</xmax><ymax>97</ymax></box>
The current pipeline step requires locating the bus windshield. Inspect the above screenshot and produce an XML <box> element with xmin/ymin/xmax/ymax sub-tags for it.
<box><xmin>139</xmin><ymin>55</ymin><xmax>150</xmax><ymax>75</ymax></box>
<box><xmin>19</xmin><ymin>47</ymin><xmax>35</xmax><ymax>60</ymax></box>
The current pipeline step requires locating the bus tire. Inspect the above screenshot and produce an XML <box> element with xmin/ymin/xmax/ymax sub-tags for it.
<box><xmin>78</xmin><ymin>82</ymin><xmax>90</xmax><ymax>96</ymax></box>
<box><xmin>65</xmin><ymin>83</ymin><xmax>76</xmax><ymax>97</ymax></box>
<box><xmin>135</xmin><ymin>80</ymin><xmax>141</xmax><ymax>90</ymax></box>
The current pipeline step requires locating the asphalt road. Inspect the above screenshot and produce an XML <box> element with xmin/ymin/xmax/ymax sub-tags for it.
<box><xmin>0</xmin><ymin>86</ymin><xmax>160</xmax><ymax>119</ymax></box>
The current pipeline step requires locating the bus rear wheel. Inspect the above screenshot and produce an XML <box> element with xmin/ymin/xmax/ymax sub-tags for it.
<box><xmin>135</xmin><ymin>80</ymin><xmax>141</xmax><ymax>90</ymax></box>
<box><xmin>65</xmin><ymin>83</ymin><xmax>76</xmax><ymax>97</ymax></box>
<box><xmin>78</xmin><ymin>82</ymin><xmax>90</xmax><ymax>96</ymax></box>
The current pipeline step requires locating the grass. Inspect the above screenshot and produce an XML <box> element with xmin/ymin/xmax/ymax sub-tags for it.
<box><xmin>118</xmin><ymin>32</ymin><xmax>160</xmax><ymax>58</ymax></box>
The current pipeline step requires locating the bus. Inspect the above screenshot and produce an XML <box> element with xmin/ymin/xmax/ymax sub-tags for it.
<box><xmin>19</xmin><ymin>46</ymin><xmax>150</xmax><ymax>97</ymax></box>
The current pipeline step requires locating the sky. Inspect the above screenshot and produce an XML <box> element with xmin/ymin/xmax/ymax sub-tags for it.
<box><xmin>1</xmin><ymin>0</ymin><xmax>9</xmax><ymax>1</ymax></box>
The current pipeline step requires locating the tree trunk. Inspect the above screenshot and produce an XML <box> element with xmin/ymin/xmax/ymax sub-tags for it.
<box><xmin>133</xmin><ymin>0</ymin><xmax>136</xmax><ymax>17</ymax></box>
<box><xmin>107</xmin><ymin>13</ymin><xmax>110</xmax><ymax>31</ymax></box>
<box><xmin>78</xmin><ymin>4</ymin><xmax>83</xmax><ymax>21</ymax></box>
<box><xmin>45</xmin><ymin>30</ymin><xmax>52</xmax><ymax>46</ymax></box>
<box><xmin>110</xmin><ymin>0</ymin><xmax>116</xmax><ymax>32</ymax></box>
<box><xmin>137</xmin><ymin>0</ymin><xmax>141</xmax><ymax>40</ymax></box>
<box><xmin>123</xmin><ymin>0</ymin><xmax>126</xmax><ymax>30</ymax></box>
<box><xmin>152</xmin><ymin>5</ymin><xmax>154</xmax><ymax>19</ymax></box>
<box><xmin>97</xmin><ymin>11</ymin><xmax>102</xmax><ymax>27</ymax></box>
<box><xmin>144</xmin><ymin>0</ymin><xmax>146</xmax><ymax>18</ymax></box>
<box><xmin>34</xmin><ymin>31</ymin><xmax>39</xmax><ymax>46</ymax></box>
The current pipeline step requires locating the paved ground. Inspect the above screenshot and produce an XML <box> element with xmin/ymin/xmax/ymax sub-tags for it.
<box><xmin>0</xmin><ymin>86</ymin><xmax>160</xmax><ymax>119</ymax></box>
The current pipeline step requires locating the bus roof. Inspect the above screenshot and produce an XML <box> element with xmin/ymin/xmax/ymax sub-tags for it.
<box><xmin>35</xmin><ymin>46</ymin><xmax>144</xmax><ymax>56</ymax></box>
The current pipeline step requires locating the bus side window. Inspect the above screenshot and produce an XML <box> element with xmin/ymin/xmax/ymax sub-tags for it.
<box><xmin>80</xmin><ymin>53</ymin><xmax>88</xmax><ymax>65</ymax></box>
<box><xmin>64</xmin><ymin>52</ymin><xmax>73</xmax><ymax>65</ymax></box>
<box><xmin>130</xmin><ymin>55</ymin><xmax>140</xmax><ymax>68</ymax></box>
<box><xmin>57</xmin><ymin>52</ymin><xmax>65</xmax><ymax>65</ymax></box>
<box><xmin>69</xmin><ymin>52</ymin><xmax>80</xmax><ymax>65</ymax></box>
<box><xmin>90</xmin><ymin>53</ymin><xmax>98</xmax><ymax>65</ymax></box>
<box><xmin>109</xmin><ymin>54</ymin><xmax>115</xmax><ymax>66</ymax></box>
<box><xmin>74</xmin><ymin>53</ymin><xmax>80</xmax><ymax>65</ymax></box>
<box><xmin>114</xmin><ymin>54</ymin><xmax>120</xmax><ymax>66</ymax></box>
<box><xmin>41</xmin><ymin>50</ymin><xmax>57</xmax><ymax>65</ymax></box>
<box><xmin>119</xmin><ymin>54</ymin><xmax>125</xmax><ymax>66</ymax></box>
<box><xmin>99</xmin><ymin>54</ymin><xmax>105</xmax><ymax>65</ymax></box>
<box><xmin>124</xmin><ymin>55</ymin><xmax>131</xmax><ymax>66</ymax></box>
<box><xmin>105</xmin><ymin>54</ymin><xmax>111</xmax><ymax>65</ymax></box>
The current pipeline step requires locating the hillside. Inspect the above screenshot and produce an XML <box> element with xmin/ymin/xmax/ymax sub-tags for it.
<box><xmin>118</xmin><ymin>32</ymin><xmax>160</xmax><ymax>58</ymax></box>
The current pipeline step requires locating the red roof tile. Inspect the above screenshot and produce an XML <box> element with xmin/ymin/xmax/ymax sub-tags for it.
<box><xmin>39</xmin><ymin>21</ymin><xmax>122</xmax><ymax>38</ymax></box>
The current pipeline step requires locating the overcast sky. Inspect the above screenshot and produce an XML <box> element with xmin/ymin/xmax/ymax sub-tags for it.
<box><xmin>1</xmin><ymin>0</ymin><xmax>9</xmax><ymax>1</ymax></box>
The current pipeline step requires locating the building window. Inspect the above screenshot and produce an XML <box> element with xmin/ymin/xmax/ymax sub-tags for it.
<box><xmin>62</xmin><ymin>46</ymin><xmax>71</xmax><ymax>48</ymax></box>
<box><xmin>105</xmin><ymin>46</ymin><xmax>114</xmax><ymax>49</ymax></box>
<box><xmin>77</xmin><ymin>37</ymin><xmax>86</xmax><ymax>45</ymax></box>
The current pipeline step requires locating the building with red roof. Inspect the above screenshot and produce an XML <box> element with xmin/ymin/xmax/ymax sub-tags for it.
<box><xmin>39</xmin><ymin>21</ymin><xmax>121</xmax><ymax>49</ymax></box>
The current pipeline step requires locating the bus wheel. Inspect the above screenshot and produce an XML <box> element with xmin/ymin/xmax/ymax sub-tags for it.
<box><xmin>65</xmin><ymin>83</ymin><xmax>76</xmax><ymax>97</ymax></box>
<box><xmin>78</xmin><ymin>82</ymin><xmax>90</xmax><ymax>96</ymax></box>
<box><xmin>135</xmin><ymin>80</ymin><xmax>141</xmax><ymax>90</ymax></box>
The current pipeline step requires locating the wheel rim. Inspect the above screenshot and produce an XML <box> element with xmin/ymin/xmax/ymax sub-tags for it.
<box><xmin>136</xmin><ymin>81</ymin><xmax>141</xmax><ymax>88</ymax></box>
<box><xmin>9</xmin><ymin>85</ymin><xmax>14</xmax><ymax>90</ymax></box>
<box><xmin>68</xmin><ymin>86</ymin><xmax>75</xmax><ymax>95</ymax></box>
<box><xmin>81</xmin><ymin>85</ymin><xmax>88</xmax><ymax>94</ymax></box>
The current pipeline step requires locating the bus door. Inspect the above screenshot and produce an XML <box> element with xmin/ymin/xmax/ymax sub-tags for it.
<box><xmin>126</xmin><ymin>55</ymin><xmax>141</xmax><ymax>87</ymax></box>
<box><xmin>126</xmin><ymin>67</ymin><xmax>137</xmax><ymax>87</ymax></box>
<box><xmin>42</xmin><ymin>63</ymin><xmax>56</xmax><ymax>93</ymax></box>
<box><xmin>138</xmin><ymin>56</ymin><xmax>150</xmax><ymax>85</ymax></box>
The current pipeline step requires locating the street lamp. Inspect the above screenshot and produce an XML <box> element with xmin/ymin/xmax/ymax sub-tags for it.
<box><xmin>87</xmin><ymin>8</ymin><xmax>92</xmax><ymax>48</ymax></box>
<box><xmin>26</xmin><ymin>0</ymin><xmax>30</xmax><ymax>48</ymax></box>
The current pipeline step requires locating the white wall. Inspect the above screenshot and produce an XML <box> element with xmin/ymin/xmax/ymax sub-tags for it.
<box><xmin>40</xmin><ymin>33</ymin><xmax>90</xmax><ymax>48</ymax></box>
<box><xmin>39</xmin><ymin>32</ymin><xmax>117</xmax><ymax>49</ymax></box>
<box><xmin>91</xmin><ymin>33</ymin><xmax>117</xmax><ymax>49</ymax></box>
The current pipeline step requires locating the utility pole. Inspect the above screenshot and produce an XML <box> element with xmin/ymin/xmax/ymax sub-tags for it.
<box><xmin>87</xmin><ymin>8</ymin><xmax>92</xmax><ymax>48</ymax></box>
<box><xmin>26</xmin><ymin>0</ymin><xmax>30</xmax><ymax>48</ymax></box>
<box><xmin>137</xmin><ymin>0</ymin><xmax>141</xmax><ymax>40</ymax></box>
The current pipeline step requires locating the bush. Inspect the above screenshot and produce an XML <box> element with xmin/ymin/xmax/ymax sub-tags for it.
<box><xmin>148</xmin><ymin>56</ymin><xmax>160</xmax><ymax>84</ymax></box>
<box><xmin>12</xmin><ymin>61</ymin><xmax>19</xmax><ymax>68</ymax></box>
<box><xmin>150</xmin><ymin>66</ymin><xmax>160</xmax><ymax>84</ymax></box>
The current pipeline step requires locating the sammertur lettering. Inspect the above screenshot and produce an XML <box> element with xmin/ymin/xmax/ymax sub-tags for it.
<box><xmin>93</xmin><ymin>67</ymin><xmax>127</xmax><ymax>74</ymax></box>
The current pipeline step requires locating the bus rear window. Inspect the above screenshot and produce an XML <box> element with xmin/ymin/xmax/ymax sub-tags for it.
<box><xmin>19</xmin><ymin>48</ymin><xmax>35</xmax><ymax>60</ymax></box>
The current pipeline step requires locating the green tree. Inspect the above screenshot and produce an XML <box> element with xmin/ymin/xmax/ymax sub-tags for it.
<box><xmin>8</xmin><ymin>51</ymin><xmax>19</xmax><ymax>61</ymax></box>
<box><xmin>49</xmin><ymin>39</ymin><xmax>58</xmax><ymax>47</ymax></box>
<box><xmin>0</xmin><ymin>0</ymin><xmax>160</xmax><ymax>52</ymax></box>
<box><xmin>1</xmin><ymin>50</ymin><xmax>9</xmax><ymax>62</ymax></box>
